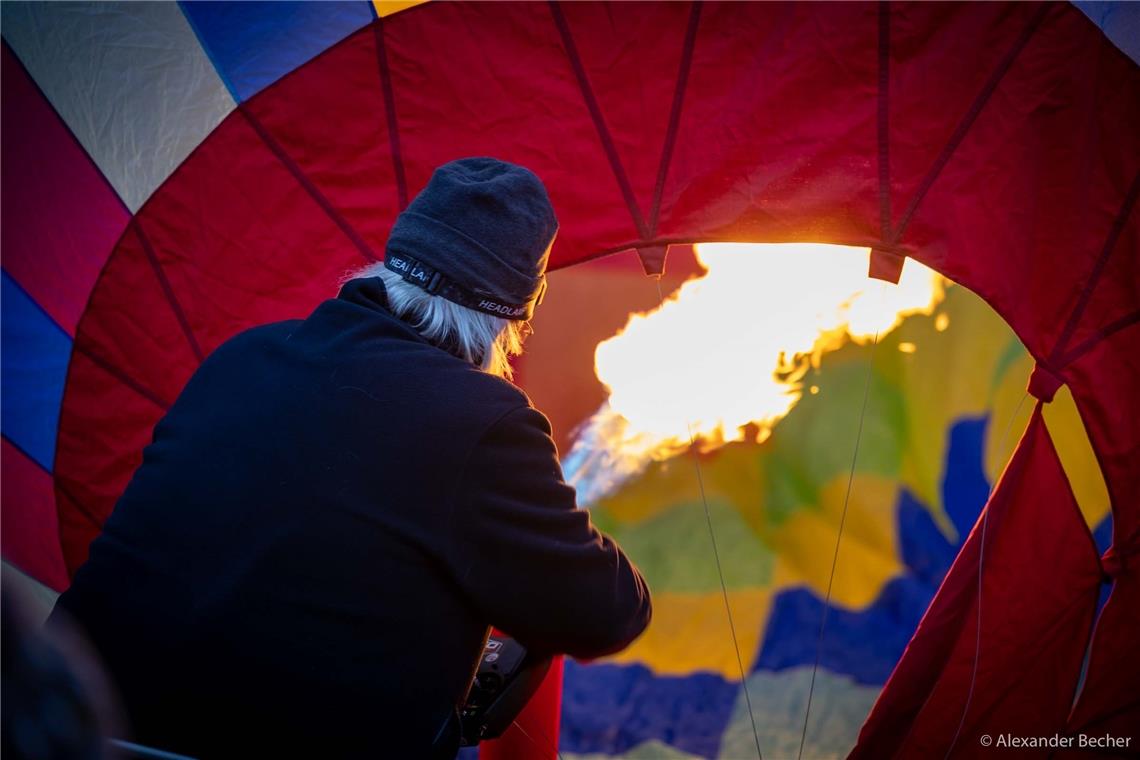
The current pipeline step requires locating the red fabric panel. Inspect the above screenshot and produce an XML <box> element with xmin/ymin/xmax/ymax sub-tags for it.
<box><xmin>243</xmin><ymin>25</ymin><xmax>400</xmax><ymax>258</ymax></box>
<box><xmin>480</xmin><ymin>655</ymin><xmax>563</xmax><ymax>760</ymax></box>
<box><xmin>134</xmin><ymin>114</ymin><xmax>366</xmax><ymax>357</ymax></box>
<box><xmin>73</xmin><ymin>225</ymin><xmax>200</xmax><ymax>409</ymax></box>
<box><xmin>383</xmin><ymin>2</ymin><xmax>641</xmax><ymax>268</ymax></box>
<box><xmin>556</xmin><ymin>1</ymin><xmax>694</xmax><ymax>234</ymax></box>
<box><xmin>54</xmin><ymin>222</ymin><xmax>200</xmax><ymax>572</ymax></box>
<box><xmin>886</xmin><ymin>3</ymin><xmax>1042</xmax><ymax>228</ymax></box>
<box><xmin>1062</xmin><ymin>326</ymin><xmax>1140</xmax><ymax>742</ymax></box>
<box><xmin>1</xmin><ymin>438</ymin><xmax>70</xmax><ymax>591</ymax></box>
<box><xmin>54</xmin><ymin>349</ymin><xmax>165</xmax><ymax>574</ymax></box>
<box><xmin>1062</xmin><ymin>577</ymin><xmax>1140</xmax><ymax>754</ymax></box>
<box><xmin>1065</xmin><ymin>323</ymin><xmax>1140</xmax><ymax>551</ymax></box>
<box><xmin>851</xmin><ymin>408</ymin><xmax>1102</xmax><ymax>758</ymax></box>
<box><xmin>902</xmin><ymin>3</ymin><xmax>1140</xmax><ymax>362</ymax></box>
<box><xmin>1059</xmin><ymin>206</ymin><xmax>1139</xmax><ymax>365</ymax></box>
<box><xmin>658</xmin><ymin>2</ymin><xmax>879</xmax><ymax>246</ymax></box>
<box><xmin>0</xmin><ymin>44</ymin><xmax>129</xmax><ymax>335</ymax></box>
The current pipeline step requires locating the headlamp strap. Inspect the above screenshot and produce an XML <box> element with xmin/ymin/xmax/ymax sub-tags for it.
<box><xmin>384</xmin><ymin>254</ymin><xmax>538</xmax><ymax>321</ymax></box>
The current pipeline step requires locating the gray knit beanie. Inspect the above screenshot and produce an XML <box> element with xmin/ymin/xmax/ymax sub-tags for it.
<box><xmin>384</xmin><ymin>157</ymin><xmax>558</xmax><ymax>320</ymax></box>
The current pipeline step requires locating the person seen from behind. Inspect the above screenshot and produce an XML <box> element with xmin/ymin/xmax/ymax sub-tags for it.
<box><xmin>50</xmin><ymin>157</ymin><xmax>652</xmax><ymax>758</ymax></box>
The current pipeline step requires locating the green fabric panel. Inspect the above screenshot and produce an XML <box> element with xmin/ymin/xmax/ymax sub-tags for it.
<box><xmin>760</xmin><ymin>346</ymin><xmax>905</xmax><ymax>529</ymax></box>
<box><xmin>594</xmin><ymin>498</ymin><xmax>774</xmax><ymax>593</ymax></box>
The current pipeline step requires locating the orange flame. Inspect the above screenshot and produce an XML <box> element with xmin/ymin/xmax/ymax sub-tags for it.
<box><xmin>565</xmin><ymin>243</ymin><xmax>945</xmax><ymax>504</ymax></box>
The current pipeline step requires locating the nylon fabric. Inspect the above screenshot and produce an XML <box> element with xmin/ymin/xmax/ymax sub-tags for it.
<box><xmin>0</xmin><ymin>273</ymin><xmax>71</xmax><ymax>470</ymax></box>
<box><xmin>1</xmin><ymin>440</ymin><xmax>71</xmax><ymax>591</ymax></box>
<box><xmin>850</xmin><ymin>408</ymin><xmax>1102</xmax><ymax>758</ymax></box>
<box><xmin>0</xmin><ymin>1</ymin><xmax>1132</xmax><ymax>754</ymax></box>
<box><xmin>0</xmin><ymin>44</ymin><xmax>130</xmax><ymax>335</ymax></box>
<box><xmin>1</xmin><ymin>1</ymin><xmax>235</xmax><ymax>211</ymax></box>
<box><xmin>1060</xmin><ymin>324</ymin><xmax>1140</xmax><ymax>741</ymax></box>
<box><xmin>179</xmin><ymin>0</ymin><xmax>374</xmax><ymax>101</ymax></box>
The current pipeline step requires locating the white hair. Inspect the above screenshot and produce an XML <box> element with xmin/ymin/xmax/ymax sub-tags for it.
<box><xmin>346</xmin><ymin>263</ymin><xmax>527</xmax><ymax>380</ymax></box>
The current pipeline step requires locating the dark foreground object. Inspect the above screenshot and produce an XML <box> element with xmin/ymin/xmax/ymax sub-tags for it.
<box><xmin>460</xmin><ymin>633</ymin><xmax>552</xmax><ymax>747</ymax></box>
<box><xmin>52</xmin><ymin>278</ymin><xmax>650</xmax><ymax>758</ymax></box>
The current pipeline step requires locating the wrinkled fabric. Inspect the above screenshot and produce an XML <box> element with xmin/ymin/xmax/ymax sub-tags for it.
<box><xmin>851</xmin><ymin>407</ymin><xmax>1103</xmax><ymax>758</ymax></box>
<box><xmin>0</xmin><ymin>1</ymin><xmax>1132</xmax><ymax>754</ymax></box>
<box><xmin>1</xmin><ymin>1</ymin><xmax>235</xmax><ymax>211</ymax></box>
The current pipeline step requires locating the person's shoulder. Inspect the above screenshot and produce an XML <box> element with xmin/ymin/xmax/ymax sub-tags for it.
<box><xmin>230</xmin><ymin>319</ymin><xmax>303</xmax><ymax>344</ymax></box>
<box><xmin>463</xmin><ymin>377</ymin><xmax>559</xmax><ymax>447</ymax></box>
<box><xmin>469</xmin><ymin>367</ymin><xmax>533</xmax><ymax>406</ymax></box>
<box><xmin>445</xmin><ymin>362</ymin><xmax>534</xmax><ymax>422</ymax></box>
<box><xmin>205</xmin><ymin>320</ymin><xmax>303</xmax><ymax>359</ymax></box>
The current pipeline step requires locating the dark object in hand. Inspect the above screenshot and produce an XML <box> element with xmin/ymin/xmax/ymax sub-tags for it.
<box><xmin>459</xmin><ymin>634</ymin><xmax>552</xmax><ymax>746</ymax></box>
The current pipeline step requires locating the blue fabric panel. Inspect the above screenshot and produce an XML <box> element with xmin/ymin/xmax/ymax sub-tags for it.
<box><xmin>1093</xmin><ymin>513</ymin><xmax>1114</xmax><ymax>613</ymax></box>
<box><xmin>1</xmin><ymin>270</ymin><xmax>72</xmax><ymax>471</ymax></box>
<box><xmin>178</xmin><ymin>1</ymin><xmax>374</xmax><ymax>101</ymax></box>
<box><xmin>942</xmin><ymin>416</ymin><xmax>992</xmax><ymax>542</ymax></box>
<box><xmin>1072</xmin><ymin>2</ymin><xmax>1140</xmax><ymax>66</ymax></box>
<box><xmin>1092</xmin><ymin>512</ymin><xmax>1113</xmax><ymax>555</ymax></box>
<box><xmin>896</xmin><ymin>489</ymin><xmax>959</xmax><ymax>587</ymax></box>
<box><xmin>561</xmin><ymin>660</ymin><xmax>738</xmax><ymax>758</ymax></box>
<box><xmin>754</xmin><ymin>499</ymin><xmax>952</xmax><ymax>686</ymax></box>
<box><xmin>754</xmin><ymin>578</ymin><xmax>934</xmax><ymax>686</ymax></box>
<box><xmin>754</xmin><ymin>418</ymin><xmax>991</xmax><ymax>684</ymax></box>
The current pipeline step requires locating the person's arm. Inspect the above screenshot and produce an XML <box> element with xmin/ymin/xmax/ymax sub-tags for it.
<box><xmin>448</xmin><ymin>405</ymin><xmax>651</xmax><ymax>659</ymax></box>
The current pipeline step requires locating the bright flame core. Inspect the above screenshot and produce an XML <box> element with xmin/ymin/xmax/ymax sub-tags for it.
<box><xmin>565</xmin><ymin>243</ymin><xmax>945</xmax><ymax>505</ymax></box>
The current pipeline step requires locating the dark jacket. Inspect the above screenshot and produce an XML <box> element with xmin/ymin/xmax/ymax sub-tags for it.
<box><xmin>51</xmin><ymin>277</ymin><xmax>651</xmax><ymax>758</ymax></box>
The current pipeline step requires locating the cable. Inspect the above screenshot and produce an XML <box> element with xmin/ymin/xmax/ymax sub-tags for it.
<box><xmin>797</xmin><ymin>314</ymin><xmax>882</xmax><ymax>760</ymax></box>
<box><xmin>510</xmin><ymin>719</ymin><xmax>566</xmax><ymax>760</ymax></box>
<box><xmin>655</xmin><ymin>276</ymin><xmax>765</xmax><ymax>760</ymax></box>
<box><xmin>943</xmin><ymin>391</ymin><xmax>1030</xmax><ymax>759</ymax></box>
<box><xmin>690</xmin><ymin>421</ymin><xmax>766</xmax><ymax>760</ymax></box>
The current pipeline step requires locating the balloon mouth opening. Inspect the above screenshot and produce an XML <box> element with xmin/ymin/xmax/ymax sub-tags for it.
<box><xmin>564</xmin><ymin>242</ymin><xmax>947</xmax><ymax>506</ymax></box>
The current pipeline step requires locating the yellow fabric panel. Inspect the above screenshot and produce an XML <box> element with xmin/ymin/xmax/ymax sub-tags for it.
<box><xmin>604</xmin><ymin>588</ymin><xmax>772</xmax><ymax>678</ymax></box>
<box><xmin>600</xmin><ymin>444</ymin><xmax>765</xmax><ymax>530</ymax></box>
<box><xmin>986</xmin><ymin>353</ymin><xmax>1109</xmax><ymax>532</ymax></box>
<box><xmin>372</xmin><ymin>0</ymin><xmax>427</xmax><ymax>18</ymax></box>
<box><xmin>880</xmin><ymin>285</ymin><xmax>1021</xmax><ymax>538</ymax></box>
<box><xmin>1043</xmin><ymin>386</ymin><xmax>1111</xmax><ymax>529</ymax></box>
<box><xmin>596</xmin><ymin>456</ymin><xmax>703</xmax><ymax>528</ymax></box>
<box><xmin>770</xmin><ymin>474</ymin><xmax>902</xmax><ymax>610</ymax></box>
<box><xmin>985</xmin><ymin>350</ymin><xmax>1035</xmax><ymax>482</ymax></box>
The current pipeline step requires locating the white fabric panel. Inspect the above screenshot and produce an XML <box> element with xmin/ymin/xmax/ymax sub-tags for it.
<box><xmin>1073</xmin><ymin>1</ymin><xmax>1140</xmax><ymax>66</ymax></box>
<box><xmin>2</xmin><ymin>560</ymin><xmax>61</xmax><ymax>626</ymax></box>
<box><xmin>2</xmin><ymin>2</ymin><xmax>236</xmax><ymax>212</ymax></box>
